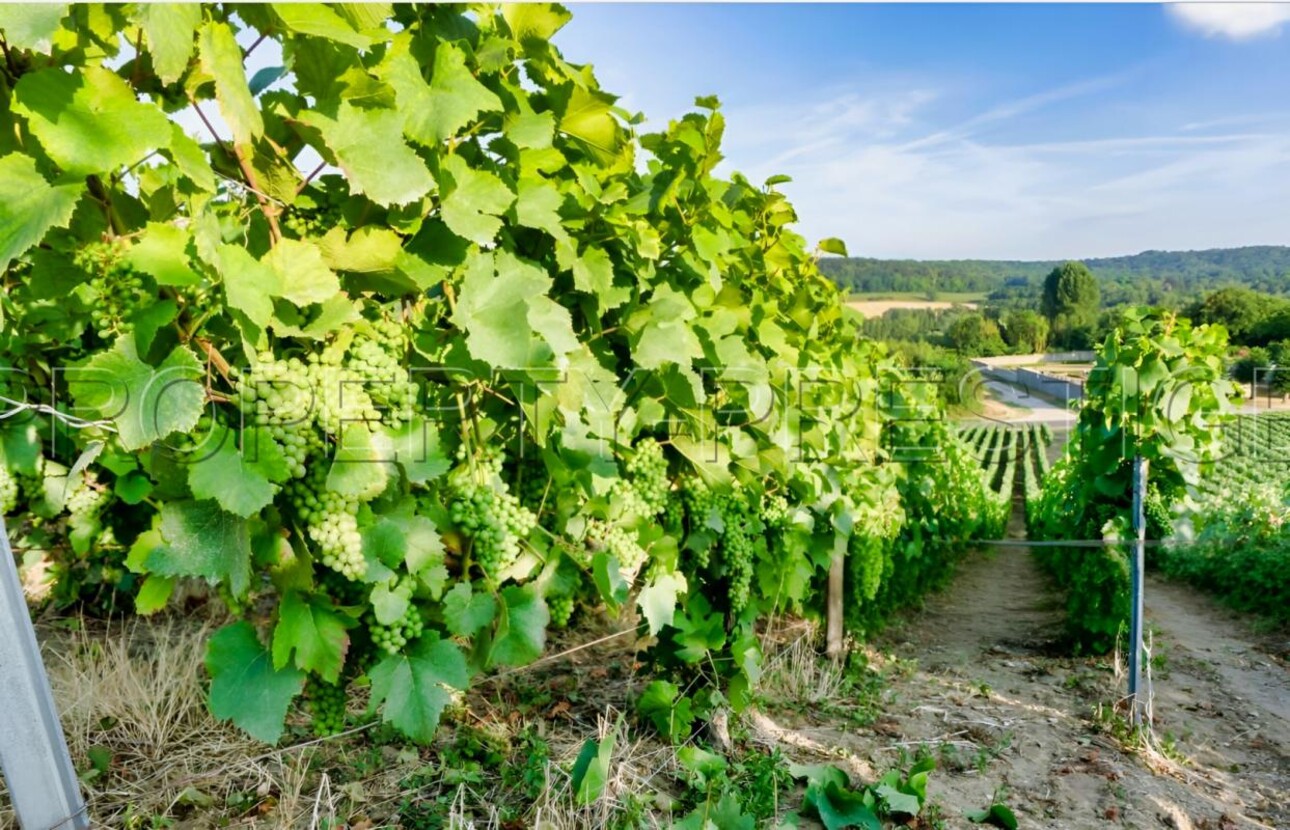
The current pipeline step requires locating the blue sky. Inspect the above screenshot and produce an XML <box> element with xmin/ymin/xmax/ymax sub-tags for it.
<box><xmin>556</xmin><ymin>4</ymin><xmax>1290</xmax><ymax>260</ymax></box>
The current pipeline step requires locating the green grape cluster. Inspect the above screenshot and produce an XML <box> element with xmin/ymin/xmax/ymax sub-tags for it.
<box><xmin>0</xmin><ymin>467</ymin><xmax>18</xmax><ymax>515</ymax></box>
<box><xmin>548</xmin><ymin>593</ymin><xmax>575</xmax><ymax>629</ymax></box>
<box><xmin>66</xmin><ymin>473</ymin><xmax>108</xmax><ymax>522</ymax></box>
<box><xmin>680</xmin><ymin>477</ymin><xmax>716</xmax><ymax>568</ymax></box>
<box><xmin>368</xmin><ymin>598</ymin><xmax>424</xmax><ymax>655</ymax></box>
<box><xmin>289</xmin><ymin>472</ymin><xmax>364</xmax><ymax>580</ymax></box>
<box><xmin>513</xmin><ymin>456</ymin><xmax>550</xmax><ymax>515</ymax></box>
<box><xmin>759</xmin><ymin>492</ymin><xmax>790</xmax><ymax>529</ymax></box>
<box><xmin>347</xmin><ymin>324</ymin><xmax>416</xmax><ymax>426</ymax></box>
<box><xmin>305</xmin><ymin>677</ymin><xmax>347</xmax><ymax>736</ymax></box>
<box><xmin>75</xmin><ymin>242</ymin><xmax>149</xmax><ymax>340</ymax></box>
<box><xmin>449</xmin><ymin>480</ymin><xmax>536</xmax><ymax>577</ymax></box>
<box><xmin>586</xmin><ymin>520</ymin><xmax>647</xmax><ymax>575</ymax></box>
<box><xmin>282</xmin><ymin>187</ymin><xmax>344</xmax><ymax>238</ymax></box>
<box><xmin>310</xmin><ymin>348</ymin><xmax>382</xmax><ymax>436</ymax></box>
<box><xmin>714</xmin><ymin>490</ymin><xmax>764</xmax><ymax>614</ymax></box>
<box><xmin>625</xmin><ymin>438</ymin><xmax>669</xmax><ymax>514</ymax></box>
<box><xmin>237</xmin><ymin>353</ymin><xmax>322</xmax><ymax>479</ymax></box>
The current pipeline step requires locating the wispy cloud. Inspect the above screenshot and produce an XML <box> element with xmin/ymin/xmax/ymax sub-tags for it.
<box><xmin>1168</xmin><ymin>3</ymin><xmax>1290</xmax><ymax>40</ymax></box>
<box><xmin>718</xmin><ymin>82</ymin><xmax>1290</xmax><ymax>259</ymax></box>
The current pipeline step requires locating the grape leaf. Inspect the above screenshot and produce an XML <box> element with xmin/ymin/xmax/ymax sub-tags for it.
<box><xmin>134</xmin><ymin>575</ymin><xmax>174</xmax><ymax>615</ymax></box>
<box><xmin>0</xmin><ymin>154</ymin><xmax>83</xmax><ymax>269</ymax></box>
<box><xmin>591</xmin><ymin>552</ymin><xmax>628</xmax><ymax>612</ymax></box>
<box><xmin>273</xmin><ymin>591</ymin><xmax>352</xmax><ymax>683</ymax></box>
<box><xmin>12</xmin><ymin>66</ymin><xmax>172</xmax><ymax>175</ymax></box>
<box><xmin>67</xmin><ymin>338</ymin><xmax>205</xmax><ymax>451</ymax></box>
<box><xmin>381</xmin><ymin>36</ymin><xmax>502</xmax><ymax>146</ymax></box>
<box><xmin>367</xmin><ymin>633</ymin><xmax>470</xmax><ymax>744</ymax></box>
<box><xmin>556</xmin><ymin>85</ymin><xmax>625</xmax><ymax>166</ymax></box>
<box><xmin>364</xmin><ymin>501</ymin><xmax>444</xmax><ymax>576</ymax></box>
<box><xmin>198</xmin><ymin>20</ymin><xmax>263</xmax><ymax>146</ymax></box>
<box><xmin>187</xmin><ymin>426</ymin><xmax>290</xmax><ymax>518</ymax></box>
<box><xmin>442</xmin><ymin>582</ymin><xmax>496</xmax><ymax>637</ymax></box>
<box><xmin>385</xmin><ymin>418</ymin><xmax>451</xmax><ymax>484</ymax></box>
<box><xmin>488</xmin><ymin>584</ymin><xmax>548</xmax><ymax>667</ymax></box>
<box><xmin>206</xmin><ymin>621</ymin><xmax>305</xmax><ymax>744</ymax></box>
<box><xmin>272</xmin><ymin>3</ymin><xmax>371</xmax><ymax>49</ymax></box>
<box><xmin>263</xmin><ymin>239</ymin><xmax>341</xmax><ymax>306</ymax></box>
<box><xmin>637</xmin><ymin>571</ymin><xmax>687</xmax><ymax>635</ymax></box>
<box><xmin>0</xmin><ymin>4</ymin><xmax>68</xmax><ymax>52</ymax></box>
<box><xmin>327</xmin><ymin>423</ymin><xmax>392</xmax><ymax>501</ymax></box>
<box><xmin>212</xmin><ymin>243</ymin><xmax>281</xmax><ymax>328</ymax></box>
<box><xmin>452</xmin><ymin>250</ymin><xmax>578</xmax><ymax>368</ymax></box>
<box><xmin>136</xmin><ymin>4</ymin><xmax>201</xmax><ymax>84</ymax></box>
<box><xmin>503</xmin><ymin>4</ymin><xmax>571</xmax><ymax>44</ymax></box>
<box><xmin>126</xmin><ymin>222</ymin><xmax>201</xmax><ymax>286</ymax></box>
<box><xmin>637</xmin><ymin>679</ymin><xmax>695</xmax><ymax>742</ymax></box>
<box><xmin>515</xmin><ymin>174</ymin><xmax>567</xmax><ymax>241</ymax></box>
<box><xmin>147</xmin><ymin>500</ymin><xmax>254</xmax><ymax>598</ymax></box>
<box><xmin>299</xmin><ymin>102</ymin><xmax>434</xmax><ymax>207</ymax></box>
<box><xmin>439</xmin><ymin>155</ymin><xmax>514</xmax><ymax>245</ymax></box>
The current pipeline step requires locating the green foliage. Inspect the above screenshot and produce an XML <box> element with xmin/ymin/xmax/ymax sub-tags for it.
<box><xmin>1041</xmin><ymin>261</ymin><xmax>1100</xmax><ymax>348</ymax></box>
<box><xmin>945</xmin><ymin>313</ymin><xmax>1007</xmax><ymax>357</ymax></box>
<box><xmin>1029</xmin><ymin>308</ymin><xmax>1240</xmax><ymax>650</ymax></box>
<box><xmin>1000</xmin><ymin>308</ymin><xmax>1049</xmax><ymax>354</ymax></box>
<box><xmin>0</xmin><ymin>2</ymin><xmax>1000</xmax><ymax>748</ymax></box>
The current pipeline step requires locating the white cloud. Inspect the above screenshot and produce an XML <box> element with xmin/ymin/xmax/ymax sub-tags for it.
<box><xmin>718</xmin><ymin>86</ymin><xmax>1290</xmax><ymax>259</ymax></box>
<box><xmin>1167</xmin><ymin>3</ymin><xmax>1290</xmax><ymax>40</ymax></box>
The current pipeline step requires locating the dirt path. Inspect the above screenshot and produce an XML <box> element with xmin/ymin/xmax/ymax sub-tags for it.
<box><xmin>777</xmin><ymin>499</ymin><xmax>1289</xmax><ymax>829</ymax></box>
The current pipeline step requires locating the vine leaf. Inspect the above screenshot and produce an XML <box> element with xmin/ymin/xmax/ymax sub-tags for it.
<box><xmin>488</xmin><ymin>584</ymin><xmax>549</xmax><ymax>667</ymax></box>
<box><xmin>384</xmin><ymin>418</ymin><xmax>451</xmax><ymax>485</ymax></box>
<box><xmin>272</xmin><ymin>3</ymin><xmax>372</xmax><ymax>49</ymax></box>
<box><xmin>0</xmin><ymin>4</ymin><xmax>68</xmax><ymax>52</ymax></box>
<box><xmin>381</xmin><ymin>36</ymin><xmax>502</xmax><ymax>146</ymax></box>
<box><xmin>206</xmin><ymin>621</ymin><xmax>305</xmax><ymax>744</ymax></box>
<box><xmin>68</xmin><ymin>338</ymin><xmax>205</xmax><ymax>451</ymax></box>
<box><xmin>263</xmin><ymin>239</ymin><xmax>341</xmax><ymax>306</ymax></box>
<box><xmin>0</xmin><ymin>154</ymin><xmax>83</xmax><ymax>269</ymax></box>
<box><xmin>273</xmin><ymin>591</ymin><xmax>353</xmax><ymax>684</ymax></box>
<box><xmin>299</xmin><ymin>102</ymin><xmax>434</xmax><ymax>207</ymax></box>
<box><xmin>211</xmin><ymin>243</ymin><xmax>280</xmax><ymax>328</ymax></box>
<box><xmin>198</xmin><ymin>20</ymin><xmax>264</xmax><ymax>146</ymax></box>
<box><xmin>555</xmin><ymin>85</ymin><xmax>626</xmax><ymax>166</ymax></box>
<box><xmin>442</xmin><ymin>582</ymin><xmax>496</xmax><ymax>638</ymax></box>
<box><xmin>637</xmin><ymin>570</ymin><xmax>687</xmax><ymax>635</ymax></box>
<box><xmin>439</xmin><ymin>155</ymin><xmax>515</xmax><ymax>245</ymax></box>
<box><xmin>187</xmin><ymin>426</ymin><xmax>290</xmax><ymax>518</ymax></box>
<box><xmin>126</xmin><ymin>222</ymin><xmax>202</xmax><ymax>287</ymax></box>
<box><xmin>12</xmin><ymin>66</ymin><xmax>172</xmax><ymax>175</ymax></box>
<box><xmin>452</xmin><ymin>250</ymin><xmax>578</xmax><ymax>368</ymax></box>
<box><xmin>135</xmin><ymin>4</ymin><xmax>201</xmax><ymax>84</ymax></box>
<box><xmin>503</xmin><ymin>4</ymin><xmax>572</xmax><ymax>45</ymax></box>
<box><xmin>147</xmin><ymin>500</ymin><xmax>254</xmax><ymax>598</ymax></box>
<box><xmin>367</xmin><ymin>633</ymin><xmax>470</xmax><ymax>744</ymax></box>
<box><xmin>327</xmin><ymin>424</ymin><xmax>392</xmax><ymax>501</ymax></box>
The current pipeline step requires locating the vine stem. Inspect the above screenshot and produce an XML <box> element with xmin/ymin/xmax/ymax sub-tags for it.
<box><xmin>296</xmin><ymin>161</ymin><xmax>327</xmax><ymax>195</ymax></box>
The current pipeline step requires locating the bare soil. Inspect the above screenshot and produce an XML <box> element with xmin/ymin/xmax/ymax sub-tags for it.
<box><xmin>776</xmin><ymin>502</ymin><xmax>1290</xmax><ymax>829</ymax></box>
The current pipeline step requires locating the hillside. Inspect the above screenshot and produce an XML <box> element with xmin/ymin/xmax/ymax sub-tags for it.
<box><xmin>821</xmin><ymin>246</ymin><xmax>1290</xmax><ymax>304</ymax></box>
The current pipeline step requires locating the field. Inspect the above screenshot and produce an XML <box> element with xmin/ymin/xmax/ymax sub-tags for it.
<box><xmin>846</xmin><ymin>298</ymin><xmax>981</xmax><ymax>318</ymax></box>
<box><xmin>0</xmin><ymin>5</ymin><xmax>1287</xmax><ymax>830</ymax></box>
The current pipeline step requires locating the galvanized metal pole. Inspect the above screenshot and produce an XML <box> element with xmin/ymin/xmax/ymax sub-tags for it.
<box><xmin>1128</xmin><ymin>456</ymin><xmax>1149</xmax><ymax>727</ymax></box>
<box><xmin>0</xmin><ymin>516</ymin><xmax>90</xmax><ymax>829</ymax></box>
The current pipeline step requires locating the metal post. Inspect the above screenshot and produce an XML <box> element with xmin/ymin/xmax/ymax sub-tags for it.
<box><xmin>1128</xmin><ymin>456</ymin><xmax>1149</xmax><ymax>727</ymax></box>
<box><xmin>0</xmin><ymin>516</ymin><xmax>90</xmax><ymax>829</ymax></box>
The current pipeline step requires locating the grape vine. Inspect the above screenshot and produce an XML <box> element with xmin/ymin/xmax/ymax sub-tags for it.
<box><xmin>0</xmin><ymin>2</ymin><xmax>1000</xmax><ymax>746</ymax></box>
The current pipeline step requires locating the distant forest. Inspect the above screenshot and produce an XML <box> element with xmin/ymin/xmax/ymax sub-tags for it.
<box><xmin>820</xmin><ymin>246</ymin><xmax>1290</xmax><ymax>308</ymax></box>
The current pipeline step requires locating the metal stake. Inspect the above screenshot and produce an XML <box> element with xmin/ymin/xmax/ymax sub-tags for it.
<box><xmin>0</xmin><ymin>516</ymin><xmax>90</xmax><ymax>829</ymax></box>
<box><xmin>1128</xmin><ymin>456</ymin><xmax>1149</xmax><ymax>727</ymax></box>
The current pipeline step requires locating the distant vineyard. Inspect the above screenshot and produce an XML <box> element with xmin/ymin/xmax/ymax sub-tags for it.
<box><xmin>959</xmin><ymin>423</ymin><xmax>1052</xmax><ymax>501</ymax></box>
<box><xmin>1196</xmin><ymin>413</ymin><xmax>1290</xmax><ymax>504</ymax></box>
